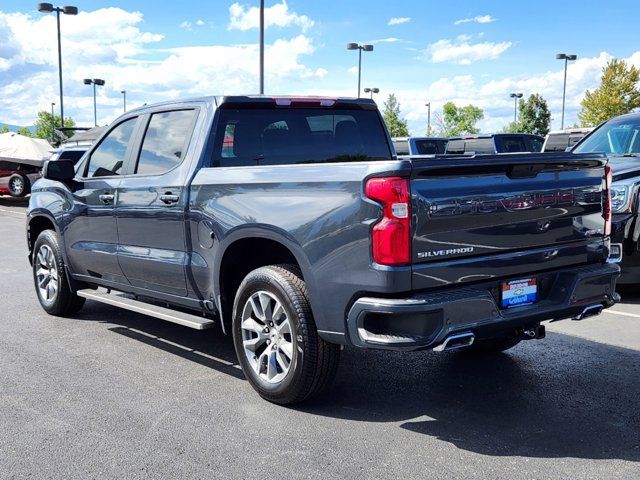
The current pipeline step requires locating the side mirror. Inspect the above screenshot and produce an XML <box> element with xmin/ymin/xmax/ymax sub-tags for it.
<box><xmin>42</xmin><ymin>159</ymin><xmax>75</xmax><ymax>181</ymax></box>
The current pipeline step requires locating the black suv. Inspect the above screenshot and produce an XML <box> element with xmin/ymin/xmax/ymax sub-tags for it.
<box><xmin>446</xmin><ymin>134</ymin><xmax>544</xmax><ymax>155</ymax></box>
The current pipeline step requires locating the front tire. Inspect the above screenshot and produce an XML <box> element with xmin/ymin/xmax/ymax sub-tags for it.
<box><xmin>232</xmin><ymin>265</ymin><xmax>340</xmax><ymax>405</ymax></box>
<box><xmin>32</xmin><ymin>230</ymin><xmax>85</xmax><ymax>316</ymax></box>
<box><xmin>8</xmin><ymin>173</ymin><xmax>30</xmax><ymax>197</ymax></box>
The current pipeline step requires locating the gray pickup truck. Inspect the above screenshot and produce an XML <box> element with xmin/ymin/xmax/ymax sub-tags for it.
<box><xmin>27</xmin><ymin>96</ymin><xmax>620</xmax><ymax>404</ymax></box>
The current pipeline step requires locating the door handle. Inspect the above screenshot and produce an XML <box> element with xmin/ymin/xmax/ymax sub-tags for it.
<box><xmin>99</xmin><ymin>194</ymin><xmax>115</xmax><ymax>204</ymax></box>
<box><xmin>160</xmin><ymin>193</ymin><xmax>180</xmax><ymax>205</ymax></box>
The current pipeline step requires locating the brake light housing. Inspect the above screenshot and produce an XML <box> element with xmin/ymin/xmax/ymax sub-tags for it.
<box><xmin>274</xmin><ymin>97</ymin><xmax>336</xmax><ymax>107</ymax></box>
<box><xmin>604</xmin><ymin>165</ymin><xmax>612</xmax><ymax>236</ymax></box>
<box><xmin>365</xmin><ymin>177</ymin><xmax>411</xmax><ymax>266</ymax></box>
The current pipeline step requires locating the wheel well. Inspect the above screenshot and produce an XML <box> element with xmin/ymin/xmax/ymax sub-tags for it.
<box><xmin>219</xmin><ymin>237</ymin><xmax>300</xmax><ymax>330</ymax></box>
<box><xmin>28</xmin><ymin>216</ymin><xmax>55</xmax><ymax>260</ymax></box>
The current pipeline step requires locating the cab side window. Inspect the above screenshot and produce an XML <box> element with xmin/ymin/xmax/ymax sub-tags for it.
<box><xmin>135</xmin><ymin>110</ymin><xmax>196</xmax><ymax>175</ymax></box>
<box><xmin>85</xmin><ymin>117</ymin><xmax>137</xmax><ymax>178</ymax></box>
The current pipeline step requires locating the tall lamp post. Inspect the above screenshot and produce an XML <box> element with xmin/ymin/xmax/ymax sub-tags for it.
<box><xmin>37</xmin><ymin>3</ymin><xmax>78</xmax><ymax>126</ymax></box>
<box><xmin>259</xmin><ymin>0</ymin><xmax>264</xmax><ymax>94</ymax></box>
<box><xmin>364</xmin><ymin>87</ymin><xmax>379</xmax><ymax>100</ymax></box>
<box><xmin>556</xmin><ymin>53</ymin><xmax>577</xmax><ymax>130</ymax></box>
<box><xmin>509</xmin><ymin>92</ymin><xmax>523</xmax><ymax>124</ymax></box>
<box><xmin>83</xmin><ymin>78</ymin><xmax>105</xmax><ymax>126</ymax></box>
<box><xmin>50</xmin><ymin>102</ymin><xmax>56</xmax><ymax>143</ymax></box>
<box><xmin>347</xmin><ymin>43</ymin><xmax>374</xmax><ymax>98</ymax></box>
<box><xmin>121</xmin><ymin>90</ymin><xmax>127</xmax><ymax>113</ymax></box>
<box><xmin>425</xmin><ymin>101</ymin><xmax>431</xmax><ymax>135</ymax></box>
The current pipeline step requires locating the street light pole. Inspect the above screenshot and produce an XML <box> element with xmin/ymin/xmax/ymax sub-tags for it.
<box><xmin>55</xmin><ymin>8</ymin><xmax>63</xmax><ymax>123</ymax></box>
<box><xmin>357</xmin><ymin>48</ymin><xmax>362</xmax><ymax>98</ymax></box>
<box><xmin>425</xmin><ymin>102</ymin><xmax>431</xmax><ymax>135</ymax></box>
<box><xmin>84</xmin><ymin>78</ymin><xmax>105</xmax><ymax>126</ymax></box>
<box><xmin>556</xmin><ymin>53</ymin><xmax>577</xmax><ymax>129</ymax></box>
<box><xmin>510</xmin><ymin>92</ymin><xmax>523</xmax><ymax>124</ymax></box>
<box><xmin>364</xmin><ymin>87</ymin><xmax>379</xmax><ymax>99</ymax></box>
<box><xmin>259</xmin><ymin>0</ymin><xmax>264</xmax><ymax>94</ymax></box>
<box><xmin>347</xmin><ymin>43</ymin><xmax>374</xmax><ymax>98</ymax></box>
<box><xmin>121</xmin><ymin>90</ymin><xmax>127</xmax><ymax>113</ymax></box>
<box><xmin>51</xmin><ymin>102</ymin><xmax>55</xmax><ymax>143</ymax></box>
<box><xmin>37</xmin><ymin>4</ymin><xmax>78</xmax><ymax>126</ymax></box>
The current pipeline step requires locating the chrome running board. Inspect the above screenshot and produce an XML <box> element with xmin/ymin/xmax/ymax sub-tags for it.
<box><xmin>77</xmin><ymin>289</ymin><xmax>215</xmax><ymax>330</ymax></box>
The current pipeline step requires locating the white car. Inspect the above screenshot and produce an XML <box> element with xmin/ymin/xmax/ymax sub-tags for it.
<box><xmin>542</xmin><ymin>128</ymin><xmax>593</xmax><ymax>152</ymax></box>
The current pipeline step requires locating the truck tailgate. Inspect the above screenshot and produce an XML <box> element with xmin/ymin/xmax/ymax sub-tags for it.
<box><xmin>410</xmin><ymin>153</ymin><xmax>608</xmax><ymax>289</ymax></box>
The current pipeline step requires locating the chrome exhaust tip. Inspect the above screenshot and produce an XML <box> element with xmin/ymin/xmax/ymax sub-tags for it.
<box><xmin>572</xmin><ymin>303</ymin><xmax>603</xmax><ymax>321</ymax></box>
<box><xmin>433</xmin><ymin>332</ymin><xmax>475</xmax><ymax>352</ymax></box>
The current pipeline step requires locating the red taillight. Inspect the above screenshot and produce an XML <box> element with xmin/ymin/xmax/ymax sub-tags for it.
<box><xmin>365</xmin><ymin>177</ymin><xmax>411</xmax><ymax>266</ymax></box>
<box><xmin>604</xmin><ymin>165</ymin><xmax>612</xmax><ymax>236</ymax></box>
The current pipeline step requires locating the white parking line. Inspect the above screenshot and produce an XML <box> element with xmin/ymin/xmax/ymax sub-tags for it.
<box><xmin>0</xmin><ymin>207</ymin><xmax>25</xmax><ymax>218</ymax></box>
<box><xmin>603</xmin><ymin>309</ymin><xmax>640</xmax><ymax>319</ymax></box>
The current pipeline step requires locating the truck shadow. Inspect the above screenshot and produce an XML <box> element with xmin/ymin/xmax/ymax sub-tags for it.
<box><xmin>76</xmin><ymin>301</ymin><xmax>639</xmax><ymax>462</ymax></box>
<box><xmin>75</xmin><ymin>302</ymin><xmax>243</xmax><ymax>380</ymax></box>
<box><xmin>616</xmin><ymin>285</ymin><xmax>640</xmax><ymax>304</ymax></box>
<box><xmin>0</xmin><ymin>196</ymin><xmax>29</xmax><ymax>207</ymax></box>
<box><xmin>303</xmin><ymin>335</ymin><xmax>640</xmax><ymax>461</ymax></box>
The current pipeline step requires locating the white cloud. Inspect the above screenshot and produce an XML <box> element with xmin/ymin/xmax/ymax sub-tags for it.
<box><xmin>181</xmin><ymin>19</ymin><xmax>207</xmax><ymax>30</ymax></box>
<box><xmin>228</xmin><ymin>1</ymin><xmax>314</xmax><ymax>32</ymax></box>
<box><xmin>388</xmin><ymin>17</ymin><xmax>411</xmax><ymax>26</ymax></box>
<box><xmin>454</xmin><ymin>15</ymin><xmax>496</xmax><ymax>25</ymax></box>
<box><xmin>347</xmin><ymin>66</ymin><xmax>358</xmax><ymax>75</ymax></box>
<box><xmin>0</xmin><ymin>8</ymin><xmax>323</xmax><ymax>126</ymax></box>
<box><xmin>305</xmin><ymin>51</ymin><xmax>635</xmax><ymax>134</ymax></box>
<box><xmin>368</xmin><ymin>37</ymin><xmax>401</xmax><ymax>45</ymax></box>
<box><xmin>301</xmin><ymin>67</ymin><xmax>328</xmax><ymax>79</ymax></box>
<box><xmin>426</xmin><ymin>36</ymin><xmax>512</xmax><ymax>64</ymax></box>
<box><xmin>391</xmin><ymin>51</ymin><xmax>633</xmax><ymax>134</ymax></box>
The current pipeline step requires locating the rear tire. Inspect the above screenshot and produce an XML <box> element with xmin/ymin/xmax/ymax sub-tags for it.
<box><xmin>8</xmin><ymin>173</ymin><xmax>30</xmax><ymax>197</ymax></box>
<box><xmin>462</xmin><ymin>334</ymin><xmax>521</xmax><ymax>354</ymax></box>
<box><xmin>32</xmin><ymin>230</ymin><xmax>85</xmax><ymax>316</ymax></box>
<box><xmin>232</xmin><ymin>264</ymin><xmax>340</xmax><ymax>405</ymax></box>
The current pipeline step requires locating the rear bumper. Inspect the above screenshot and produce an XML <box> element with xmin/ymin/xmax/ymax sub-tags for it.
<box><xmin>347</xmin><ymin>262</ymin><xmax>620</xmax><ymax>351</ymax></box>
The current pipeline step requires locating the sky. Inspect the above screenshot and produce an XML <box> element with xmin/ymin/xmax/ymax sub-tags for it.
<box><xmin>1</xmin><ymin>0</ymin><xmax>639</xmax><ymax>134</ymax></box>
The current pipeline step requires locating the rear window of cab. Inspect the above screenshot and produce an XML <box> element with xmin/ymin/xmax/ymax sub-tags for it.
<box><xmin>213</xmin><ymin>108</ymin><xmax>392</xmax><ymax>166</ymax></box>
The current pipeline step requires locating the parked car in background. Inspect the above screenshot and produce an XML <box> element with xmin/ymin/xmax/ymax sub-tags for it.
<box><xmin>543</xmin><ymin>127</ymin><xmax>593</xmax><ymax>152</ymax></box>
<box><xmin>0</xmin><ymin>132</ymin><xmax>51</xmax><ymax>197</ymax></box>
<box><xmin>572</xmin><ymin>113</ymin><xmax>640</xmax><ymax>284</ymax></box>
<box><xmin>392</xmin><ymin>136</ymin><xmax>448</xmax><ymax>156</ymax></box>
<box><xmin>48</xmin><ymin>145</ymin><xmax>90</xmax><ymax>166</ymax></box>
<box><xmin>27</xmin><ymin>95</ymin><xmax>619</xmax><ymax>405</ymax></box>
<box><xmin>446</xmin><ymin>133</ymin><xmax>544</xmax><ymax>155</ymax></box>
<box><xmin>61</xmin><ymin>126</ymin><xmax>108</xmax><ymax>147</ymax></box>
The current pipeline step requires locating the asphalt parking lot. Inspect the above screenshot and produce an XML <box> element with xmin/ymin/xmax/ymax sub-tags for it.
<box><xmin>1</xmin><ymin>196</ymin><xmax>639</xmax><ymax>479</ymax></box>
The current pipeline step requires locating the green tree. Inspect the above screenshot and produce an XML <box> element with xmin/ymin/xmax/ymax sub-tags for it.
<box><xmin>0</xmin><ymin>125</ymin><xmax>9</xmax><ymax>134</ymax></box>
<box><xmin>34</xmin><ymin>111</ymin><xmax>75</xmax><ymax>143</ymax></box>
<box><xmin>518</xmin><ymin>94</ymin><xmax>551</xmax><ymax>135</ymax></box>
<box><xmin>579</xmin><ymin>59</ymin><xmax>640</xmax><ymax>126</ymax></box>
<box><xmin>436</xmin><ymin>102</ymin><xmax>484</xmax><ymax>136</ymax></box>
<box><xmin>499</xmin><ymin>121</ymin><xmax>520</xmax><ymax>133</ymax></box>
<box><xmin>16</xmin><ymin>126</ymin><xmax>34</xmax><ymax>137</ymax></box>
<box><xmin>382</xmin><ymin>93</ymin><xmax>409</xmax><ymax>137</ymax></box>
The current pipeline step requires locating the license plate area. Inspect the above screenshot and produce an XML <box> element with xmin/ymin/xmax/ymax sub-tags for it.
<box><xmin>501</xmin><ymin>277</ymin><xmax>537</xmax><ymax>308</ymax></box>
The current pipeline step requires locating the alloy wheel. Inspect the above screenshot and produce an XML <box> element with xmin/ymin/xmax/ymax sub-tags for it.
<box><xmin>10</xmin><ymin>176</ymin><xmax>24</xmax><ymax>195</ymax></box>
<box><xmin>241</xmin><ymin>290</ymin><xmax>294</xmax><ymax>384</ymax></box>
<box><xmin>35</xmin><ymin>244</ymin><xmax>59</xmax><ymax>303</ymax></box>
